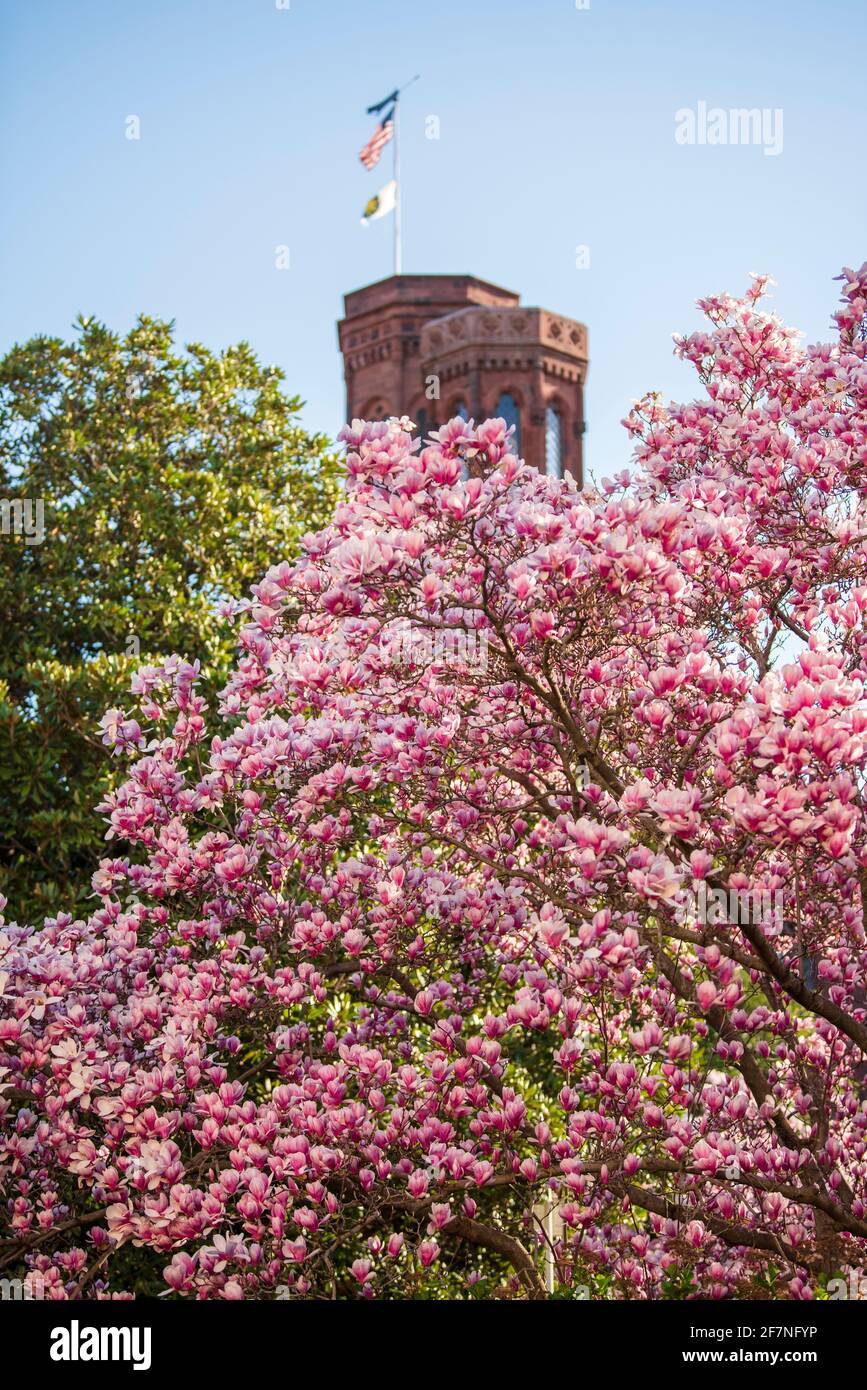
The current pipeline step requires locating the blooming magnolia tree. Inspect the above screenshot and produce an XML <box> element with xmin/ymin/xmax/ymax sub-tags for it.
<box><xmin>3</xmin><ymin>266</ymin><xmax>867</xmax><ymax>1300</ymax></box>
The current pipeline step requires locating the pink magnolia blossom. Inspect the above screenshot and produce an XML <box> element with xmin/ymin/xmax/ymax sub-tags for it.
<box><xmin>3</xmin><ymin>268</ymin><xmax>867</xmax><ymax>1300</ymax></box>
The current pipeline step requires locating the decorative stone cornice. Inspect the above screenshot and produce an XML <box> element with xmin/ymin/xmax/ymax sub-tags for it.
<box><xmin>421</xmin><ymin>306</ymin><xmax>588</xmax><ymax>369</ymax></box>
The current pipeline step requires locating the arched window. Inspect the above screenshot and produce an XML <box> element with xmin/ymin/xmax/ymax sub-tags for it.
<box><xmin>495</xmin><ymin>392</ymin><xmax>521</xmax><ymax>454</ymax></box>
<box><xmin>545</xmin><ymin>406</ymin><xmax>563</xmax><ymax>479</ymax></box>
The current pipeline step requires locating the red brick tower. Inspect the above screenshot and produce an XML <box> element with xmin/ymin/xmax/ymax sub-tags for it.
<box><xmin>337</xmin><ymin>274</ymin><xmax>589</xmax><ymax>485</ymax></box>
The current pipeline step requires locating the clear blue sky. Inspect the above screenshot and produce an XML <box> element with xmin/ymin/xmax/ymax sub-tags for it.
<box><xmin>2</xmin><ymin>0</ymin><xmax>865</xmax><ymax>479</ymax></box>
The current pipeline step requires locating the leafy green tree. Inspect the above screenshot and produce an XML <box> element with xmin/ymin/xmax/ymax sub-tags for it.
<box><xmin>0</xmin><ymin>314</ymin><xmax>339</xmax><ymax>923</ymax></box>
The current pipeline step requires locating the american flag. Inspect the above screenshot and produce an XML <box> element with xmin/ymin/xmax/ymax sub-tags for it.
<box><xmin>358</xmin><ymin>118</ymin><xmax>394</xmax><ymax>170</ymax></box>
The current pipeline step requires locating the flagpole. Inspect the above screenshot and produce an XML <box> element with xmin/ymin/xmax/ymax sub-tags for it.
<box><xmin>393</xmin><ymin>96</ymin><xmax>401</xmax><ymax>275</ymax></box>
<box><xmin>393</xmin><ymin>75</ymin><xmax>419</xmax><ymax>277</ymax></box>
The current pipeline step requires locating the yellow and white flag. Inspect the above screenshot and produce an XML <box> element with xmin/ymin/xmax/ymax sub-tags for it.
<box><xmin>361</xmin><ymin>180</ymin><xmax>397</xmax><ymax>226</ymax></box>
